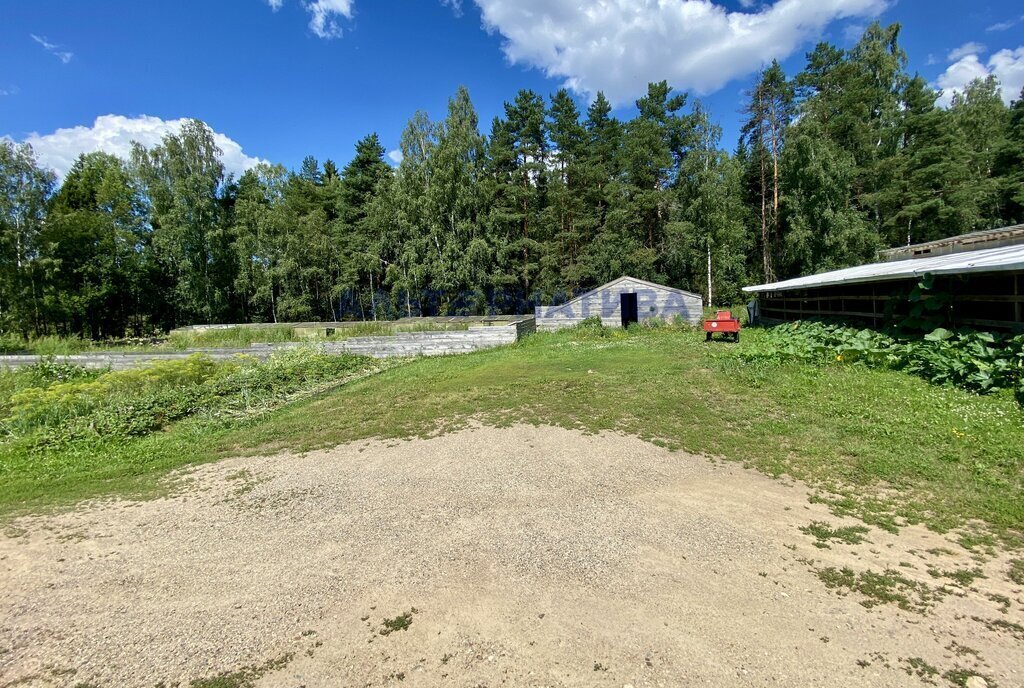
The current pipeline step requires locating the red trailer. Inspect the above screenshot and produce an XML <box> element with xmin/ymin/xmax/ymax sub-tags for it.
<box><xmin>703</xmin><ymin>310</ymin><xmax>740</xmax><ymax>342</ymax></box>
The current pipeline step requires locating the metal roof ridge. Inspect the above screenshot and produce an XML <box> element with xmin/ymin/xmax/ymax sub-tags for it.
<box><xmin>743</xmin><ymin>243</ymin><xmax>1024</xmax><ymax>293</ymax></box>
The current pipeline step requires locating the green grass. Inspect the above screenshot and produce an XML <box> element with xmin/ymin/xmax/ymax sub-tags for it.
<box><xmin>1</xmin><ymin>324</ymin><xmax>1022</xmax><ymax>544</ymax></box>
<box><xmin>816</xmin><ymin>566</ymin><xmax>942</xmax><ymax>613</ymax></box>
<box><xmin>184</xmin><ymin>653</ymin><xmax>293</xmax><ymax>688</ymax></box>
<box><xmin>379</xmin><ymin>610</ymin><xmax>417</xmax><ymax>636</ymax></box>
<box><xmin>211</xmin><ymin>325</ymin><xmax>1024</xmax><ymax>540</ymax></box>
<box><xmin>926</xmin><ymin>567</ymin><xmax>986</xmax><ymax>587</ymax></box>
<box><xmin>164</xmin><ymin>325</ymin><xmax>297</xmax><ymax>349</ymax></box>
<box><xmin>800</xmin><ymin>521</ymin><xmax>871</xmax><ymax>548</ymax></box>
<box><xmin>1009</xmin><ymin>559</ymin><xmax>1024</xmax><ymax>585</ymax></box>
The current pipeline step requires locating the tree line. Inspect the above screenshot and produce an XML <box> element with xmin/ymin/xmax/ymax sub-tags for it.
<box><xmin>2</xmin><ymin>22</ymin><xmax>1023</xmax><ymax>338</ymax></box>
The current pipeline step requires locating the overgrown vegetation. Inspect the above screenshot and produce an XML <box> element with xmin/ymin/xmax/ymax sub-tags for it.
<box><xmin>738</xmin><ymin>321</ymin><xmax>1024</xmax><ymax>405</ymax></box>
<box><xmin>0</xmin><ymin>348</ymin><xmax>381</xmax><ymax>509</ymax></box>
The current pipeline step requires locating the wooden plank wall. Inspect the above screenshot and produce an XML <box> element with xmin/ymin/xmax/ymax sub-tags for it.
<box><xmin>756</xmin><ymin>271</ymin><xmax>1024</xmax><ymax>331</ymax></box>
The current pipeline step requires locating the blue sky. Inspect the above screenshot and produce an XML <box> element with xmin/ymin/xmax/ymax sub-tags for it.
<box><xmin>2</xmin><ymin>0</ymin><xmax>1023</xmax><ymax>179</ymax></box>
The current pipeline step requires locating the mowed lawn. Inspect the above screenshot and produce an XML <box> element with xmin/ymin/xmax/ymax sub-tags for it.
<box><xmin>2</xmin><ymin>325</ymin><xmax>1022</xmax><ymax>542</ymax></box>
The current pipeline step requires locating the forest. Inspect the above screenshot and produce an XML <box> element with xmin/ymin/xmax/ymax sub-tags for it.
<box><xmin>2</xmin><ymin>22</ymin><xmax>1023</xmax><ymax>338</ymax></box>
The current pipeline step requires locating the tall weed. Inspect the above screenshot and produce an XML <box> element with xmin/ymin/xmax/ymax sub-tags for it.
<box><xmin>0</xmin><ymin>349</ymin><xmax>369</xmax><ymax>448</ymax></box>
<box><xmin>739</xmin><ymin>321</ymin><xmax>1024</xmax><ymax>403</ymax></box>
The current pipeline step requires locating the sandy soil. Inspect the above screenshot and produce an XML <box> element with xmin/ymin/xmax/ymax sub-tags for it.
<box><xmin>0</xmin><ymin>425</ymin><xmax>1021</xmax><ymax>688</ymax></box>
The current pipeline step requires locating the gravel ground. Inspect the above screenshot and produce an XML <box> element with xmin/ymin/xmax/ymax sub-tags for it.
<box><xmin>0</xmin><ymin>425</ymin><xmax>1021</xmax><ymax>687</ymax></box>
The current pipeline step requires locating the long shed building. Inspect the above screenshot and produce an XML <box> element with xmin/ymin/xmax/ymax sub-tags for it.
<box><xmin>536</xmin><ymin>276</ymin><xmax>703</xmax><ymax>331</ymax></box>
<box><xmin>743</xmin><ymin>225</ymin><xmax>1024</xmax><ymax>331</ymax></box>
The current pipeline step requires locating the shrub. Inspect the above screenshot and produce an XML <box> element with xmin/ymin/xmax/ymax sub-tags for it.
<box><xmin>739</xmin><ymin>321</ymin><xmax>1023</xmax><ymax>403</ymax></box>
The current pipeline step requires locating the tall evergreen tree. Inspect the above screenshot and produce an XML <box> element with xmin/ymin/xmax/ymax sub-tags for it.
<box><xmin>494</xmin><ymin>90</ymin><xmax>548</xmax><ymax>301</ymax></box>
<box><xmin>885</xmin><ymin>76</ymin><xmax>977</xmax><ymax>245</ymax></box>
<box><xmin>741</xmin><ymin>60</ymin><xmax>794</xmax><ymax>283</ymax></box>
<box><xmin>337</xmin><ymin>134</ymin><xmax>391</xmax><ymax>317</ymax></box>
<box><xmin>995</xmin><ymin>87</ymin><xmax>1024</xmax><ymax>224</ymax></box>
<box><xmin>542</xmin><ymin>88</ymin><xmax>589</xmax><ymax>294</ymax></box>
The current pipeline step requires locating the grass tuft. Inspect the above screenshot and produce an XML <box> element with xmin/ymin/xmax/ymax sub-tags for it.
<box><xmin>800</xmin><ymin>521</ymin><xmax>871</xmax><ymax>548</ymax></box>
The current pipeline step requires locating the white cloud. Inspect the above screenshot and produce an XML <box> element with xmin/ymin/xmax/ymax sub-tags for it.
<box><xmin>264</xmin><ymin>0</ymin><xmax>353</xmax><ymax>38</ymax></box>
<box><xmin>947</xmin><ymin>41</ymin><xmax>986</xmax><ymax>62</ymax></box>
<box><xmin>305</xmin><ymin>0</ymin><xmax>354</xmax><ymax>38</ymax></box>
<box><xmin>470</xmin><ymin>0</ymin><xmax>888</xmax><ymax>105</ymax></box>
<box><xmin>12</xmin><ymin>114</ymin><xmax>267</xmax><ymax>180</ymax></box>
<box><xmin>935</xmin><ymin>46</ymin><xmax>1024</xmax><ymax>107</ymax></box>
<box><xmin>30</xmin><ymin>34</ymin><xmax>73</xmax><ymax>64</ymax></box>
<box><xmin>440</xmin><ymin>0</ymin><xmax>464</xmax><ymax>16</ymax></box>
<box><xmin>387</xmin><ymin>148</ymin><xmax>403</xmax><ymax>165</ymax></box>
<box><xmin>842</xmin><ymin>22</ymin><xmax>866</xmax><ymax>42</ymax></box>
<box><xmin>987</xmin><ymin>16</ymin><xmax>1023</xmax><ymax>32</ymax></box>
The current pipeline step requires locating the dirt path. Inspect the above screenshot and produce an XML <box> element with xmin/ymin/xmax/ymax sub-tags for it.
<box><xmin>1</xmin><ymin>425</ymin><xmax>1020</xmax><ymax>687</ymax></box>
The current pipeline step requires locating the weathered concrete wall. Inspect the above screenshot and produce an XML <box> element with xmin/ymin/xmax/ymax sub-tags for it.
<box><xmin>313</xmin><ymin>324</ymin><xmax>522</xmax><ymax>358</ymax></box>
<box><xmin>0</xmin><ymin>320</ymin><xmax>535</xmax><ymax>370</ymax></box>
<box><xmin>171</xmin><ymin>315</ymin><xmax>532</xmax><ymax>335</ymax></box>
<box><xmin>536</xmin><ymin>277</ymin><xmax>702</xmax><ymax>331</ymax></box>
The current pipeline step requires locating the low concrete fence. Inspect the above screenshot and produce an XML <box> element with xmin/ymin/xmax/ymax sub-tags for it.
<box><xmin>0</xmin><ymin>319</ymin><xmax>536</xmax><ymax>370</ymax></box>
<box><xmin>171</xmin><ymin>315</ymin><xmax>534</xmax><ymax>335</ymax></box>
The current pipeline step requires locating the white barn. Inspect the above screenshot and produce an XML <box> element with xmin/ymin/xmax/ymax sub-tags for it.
<box><xmin>535</xmin><ymin>276</ymin><xmax>703</xmax><ymax>331</ymax></box>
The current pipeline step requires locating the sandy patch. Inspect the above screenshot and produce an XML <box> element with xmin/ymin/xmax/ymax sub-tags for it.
<box><xmin>0</xmin><ymin>425</ymin><xmax>1020</xmax><ymax>687</ymax></box>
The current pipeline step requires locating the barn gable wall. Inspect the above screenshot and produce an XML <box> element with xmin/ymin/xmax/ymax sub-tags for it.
<box><xmin>536</xmin><ymin>277</ymin><xmax>703</xmax><ymax>331</ymax></box>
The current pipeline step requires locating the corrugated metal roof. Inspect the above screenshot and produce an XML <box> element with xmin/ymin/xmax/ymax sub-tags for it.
<box><xmin>743</xmin><ymin>244</ymin><xmax>1024</xmax><ymax>294</ymax></box>
<box><xmin>878</xmin><ymin>223</ymin><xmax>1024</xmax><ymax>260</ymax></box>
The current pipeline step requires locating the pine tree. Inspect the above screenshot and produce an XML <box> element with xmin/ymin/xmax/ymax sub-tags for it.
<box><xmin>995</xmin><ymin>87</ymin><xmax>1024</xmax><ymax>224</ymax></box>
<box><xmin>885</xmin><ymin>76</ymin><xmax>977</xmax><ymax>245</ymax></box>
<box><xmin>338</xmin><ymin>134</ymin><xmax>391</xmax><ymax>318</ymax></box>
<box><xmin>542</xmin><ymin>88</ymin><xmax>588</xmax><ymax>295</ymax></box>
<box><xmin>497</xmin><ymin>90</ymin><xmax>548</xmax><ymax>302</ymax></box>
<box><xmin>741</xmin><ymin>60</ymin><xmax>794</xmax><ymax>283</ymax></box>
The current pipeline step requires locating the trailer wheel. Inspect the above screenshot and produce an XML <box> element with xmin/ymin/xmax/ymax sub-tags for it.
<box><xmin>734</xmin><ymin>331</ymin><xmax>740</xmax><ymax>342</ymax></box>
<box><xmin>705</xmin><ymin>332</ymin><xmax>712</xmax><ymax>342</ymax></box>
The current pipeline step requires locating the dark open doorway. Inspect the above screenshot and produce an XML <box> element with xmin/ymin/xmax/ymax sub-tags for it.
<box><xmin>620</xmin><ymin>292</ymin><xmax>638</xmax><ymax>328</ymax></box>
